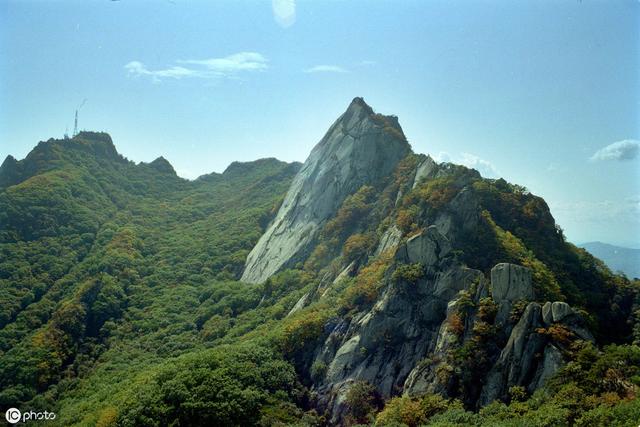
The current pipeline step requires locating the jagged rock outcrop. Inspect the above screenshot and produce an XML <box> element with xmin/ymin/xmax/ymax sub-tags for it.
<box><xmin>412</xmin><ymin>155</ymin><xmax>438</xmax><ymax>189</ymax></box>
<box><xmin>241</xmin><ymin>98</ymin><xmax>411</xmax><ymax>283</ymax></box>
<box><xmin>375</xmin><ymin>225</ymin><xmax>402</xmax><ymax>256</ymax></box>
<box><xmin>310</xmin><ymin>252</ymin><xmax>593</xmax><ymax>420</ymax></box>
<box><xmin>479</xmin><ymin>299</ymin><xmax>594</xmax><ymax>405</ymax></box>
<box><xmin>311</xmin><ymin>227</ymin><xmax>486</xmax><ymax>422</ymax></box>
<box><xmin>491</xmin><ymin>263</ymin><xmax>534</xmax><ymax>325</ymax></box>
<box><xmin>395</xmin><ymin>226</ymin><xmax>452</xmax><ymax>267</ymax></box>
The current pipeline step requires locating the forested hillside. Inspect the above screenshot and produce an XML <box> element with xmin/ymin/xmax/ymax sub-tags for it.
<box><xmin>1</xmin><ymin>102</ymin><xmax>639</xmax><ymax>426</ymax></box>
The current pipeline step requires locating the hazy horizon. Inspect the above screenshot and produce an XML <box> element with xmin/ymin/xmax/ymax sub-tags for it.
<box><xmin>1</xmin><ymin>0</ymin><xmax>638</xmax><ymax>247</ymax></box>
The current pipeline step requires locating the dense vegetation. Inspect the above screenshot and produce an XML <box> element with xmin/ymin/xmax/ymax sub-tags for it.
<box><xmin>0</xmin><ymin>133</ymin><xmax>638</xmax><ymax>426</ymax></box>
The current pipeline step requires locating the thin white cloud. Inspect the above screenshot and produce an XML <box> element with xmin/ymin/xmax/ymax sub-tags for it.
<box><xmin>178</xmin><ymin>52</ymin><xmax>268</xmax><ymax>73</ymax></box>
<box><xmin>359</xmin><ymin>60</ymin><xmax>377</xmax><ymax>66</ymax></box>
<box><xmin>272</xmin><ymin>0</ymin><xmax>296</xmax><ymax>28</ymax></box>
<box><xmin>304</xmin><ymin>65</ymin><xmax>349</xmax><ymax>74</ymax></box>
<box><xmin>435</xmin><ymin>151</ymin><xmax>500</xmax><ymax>178</ymax></box>
<box><xmin>590</xmin><ymin>139</ymin><xmax>639</xmax><ymax>162</ymax></box>
<box><xmin>125</xmin><ymin>52</ymin><xmax>268</xmax><ymax>82</ymax></box>
<box><xmin>549</xmin><ymin>196</ymin><xmax>640</xmax><ymax>224</ymax></box>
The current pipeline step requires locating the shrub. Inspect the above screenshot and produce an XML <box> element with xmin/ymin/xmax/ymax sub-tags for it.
<box><xmin>449</xmin><ymin>312</ymin><xmax>465</xmax><ymax>336</ymax></box>
<box><xmin>343</xmin><ymin>233</ymin><xmax>374</xmax><ymax>262</ymax></box>
<box><xmin>310</xmin><ymin>360</ymin><xmax>328</xmax><ymax>382</ymax></box>
<box><xmin>509</xmin><ymin>385</ymin><xmax>527</xmax><ymax>402</ymax></box>
<box><xmin>396</xmin><ymin>205</ymin><xmax>419</xmax><ymax>234</ymax></box>
<box><xmin>342</xmin><ymin>250</ymin><xmax>393</xmax><ymax>311</ymax></box>
<box><xmin>345</xmin><ymin>381</ymin><xmax>381</xmax><ymax>424</ymax></box>
<box><xmin>375</xmin><ymin>395</ymin><xmax>425</xmax><ymax>427</ymax></box>
<box><xmin>392</xmin><ymin>263</ymin><xmax>424</xmax><ymax>285</ymax></box>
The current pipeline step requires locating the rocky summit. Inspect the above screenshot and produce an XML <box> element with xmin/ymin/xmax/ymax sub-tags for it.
<box><xmin>241</xmin><ymin>97</ymin><xmax>411</xmax><ymax>284</ymax></box>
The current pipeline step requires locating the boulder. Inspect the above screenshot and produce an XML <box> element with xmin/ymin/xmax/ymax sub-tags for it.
<box><xmin>542</xmin><ymin>301</ymin><xmax>574</xmax><ymax>325</ymax></box>
<box><xmin>491</xmin><ymin>263</ymin><xmax>534</xmax><ymax>325</ymax></box>
<box><xmin>491</xmin><ymin>263</ymin><xmax>534</xmax><ymax>303</ymax></box>
<box><xmin>396</xmin><ymin>226</ymin><xmax>452</xmax><ymax>267</ymax></box>
<box><xmin>551</xmin><ymin>301</ymin><xmax>573</xmax><ymax>323</ymax></box>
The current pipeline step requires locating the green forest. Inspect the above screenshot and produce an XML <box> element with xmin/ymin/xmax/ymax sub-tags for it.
<box><xmin>1</xmin><ymin>132</ymin><xmax>639</xmax><ymax>426</ymax></box>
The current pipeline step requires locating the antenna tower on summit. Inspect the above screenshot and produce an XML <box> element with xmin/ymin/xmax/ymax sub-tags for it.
<box><xmin>73</xmin><ymin>99</ymin><xmax>87</xmax><ymax>137</ymax></box>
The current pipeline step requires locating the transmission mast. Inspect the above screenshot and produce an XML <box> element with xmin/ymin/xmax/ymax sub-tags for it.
<box><xmin>73</xmin><ymin>99</ymin><xmax>87</xmax><ymax>137</ymax></box>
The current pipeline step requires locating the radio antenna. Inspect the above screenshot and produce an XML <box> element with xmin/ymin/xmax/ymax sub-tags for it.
<box><xmin>73</xmin><ymin>99</ymin><xmax>87</xmax><ymax>137</ymax></box>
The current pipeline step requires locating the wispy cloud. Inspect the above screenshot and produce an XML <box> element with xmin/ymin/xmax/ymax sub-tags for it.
<box><xmin>549</xmin><ymin>196</ymin><xmax>640</xmax><ymax>225</ymax></box>
<box><xmin>178</xmin><ymin>52</ymin><xmax>268</xmax><ymax>72</ymax></box>
<box><xmin>272</xmin><ymin>0</ymin><xmax>296</xmax><ymax>28</ymax></box>
<box><xmin>304</xmin><ymin>65</ymin><xmax>349</xmax><ymax>74</ymax></box>
<box><xmin>125</xmin><ymin>52</ymin><xmax>268</xmax><ymax>82</ymax></box>
<box><xmin>435</xmin><ymin>151</ymin><xmax>500</xmax><ymax>178</ymax></box>
<box><xmin>359</xmin><ymin>60</ymin><xmax>377</xmax><ymax>66</ymax></box>
<box><xmin>125</xmin><ymin>62</ymin><xmax>197</xmax><ymax>80</ymax></box>
<box><xmin>590</xmin><ymin>139</ymin><xmax>639</xmax><ymax>162</ymax></box>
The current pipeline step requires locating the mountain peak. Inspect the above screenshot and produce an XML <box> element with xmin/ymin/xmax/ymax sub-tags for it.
<box><xmin>71</xmin><ymin>131</ymin><xmax>121</xmax><ymax>161</ymax></box>
<box><xmin>241</xmin><ymin>98</ymin><xmax>412</xmax><ymax>283</ymax></box>
<box><xmin>1</xmin><ymin>154</ymin><xmax>18</xmax><ymax>169</ymax></box>
<box><xmin>332</xmin><ymin>97</ymin><xmax>407</xmax><ymax>145</ymax></box>
<box><xmin>346</xmin><ymin>96</ymin><xmax>374</xmax><ymax>114</ymax></box>
<box><xmin>149</xmin><ymin>156</ymin><xmax>176</xmax><ymax>175</ymax></box>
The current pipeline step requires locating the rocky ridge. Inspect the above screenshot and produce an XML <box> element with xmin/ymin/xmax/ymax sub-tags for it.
<box><xmin>237</xmin><ymin>98</ymin><xmax>600</xmax><ymax>422</ymax></box>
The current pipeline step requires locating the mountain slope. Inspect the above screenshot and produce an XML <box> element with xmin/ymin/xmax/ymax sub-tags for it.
<box><xmin>0</xmin><ymin>133</ymin><xmax>301</xmax><ymax>420</ymax></box>
<box><xmin>579</xmin><ymin>241</ymin><xmax>640</xmax><ymax>279</ymax></box>
<box><xmin>0</xmin><ymin>101</ymin><xmax>639</xmax><ymax>426</ymax></box>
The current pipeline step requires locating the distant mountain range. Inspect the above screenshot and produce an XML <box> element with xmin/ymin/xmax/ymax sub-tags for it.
<box><xmin>578</xmin><ymin>242</ymin><xmax>640</xmax><ymax>279</ymax></box>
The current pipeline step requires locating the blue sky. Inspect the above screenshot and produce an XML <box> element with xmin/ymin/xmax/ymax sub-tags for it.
<box><xmin>1</xmin><ymin>0</ymin><xmax>639</xmax><ymax>247</ymax></box>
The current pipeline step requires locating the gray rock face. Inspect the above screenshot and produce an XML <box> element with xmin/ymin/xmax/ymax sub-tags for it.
<box><xmin>395</xmin><ymin>226</ymin><xmax>452</xmax><ymax>267</ymax></box>
<box><xmin>491</xmin><ymin>263</ymin><xmax>534</xmax><ymax>303</ymax></box>
<box><xmin>479</xmin><ymin>302</ymin><xmax>546</xmax><ymax>405</ymax></box>
<box><xmin>307</xmin><ymin>234</ymin><xmax>593</xmax><ymax>417</ymax></box>
<box><xmin>403</xmin><ymin>278</ymin><xmax>487</xmax><ymax>397</ymax></box>
<box><xmin>312</xmin><ymin>227</ymin><xmax>481</xmax><ymax>422</ymax></box>
<box><xmin>412</xmin><ymin>155</ymin><xmax>438</xmax><ymax>189</ymax></box>
<box><xmin>551</xmin><ymin>301</ymin><xmax>573</xmax><ymax>323</ymax></box>
<box><xmin>241</xmin><ymin>98</ymin><xmax>411</xmax><ymax>283</ymax></box>
<box><xmin>542</xmin><ymin>301</ymin><xmax>574</xmax><ymax>324</ymax></box>
<box><xmin>479</xmin><ymin>300</ymin><xmax>594</xmax><ymax>405</ymax></box>
<box><xmin>375</xmin><ymin>225</ymin><xmax>403</xmax><ymax>256</ymax></box>
<box><xmin>287</xmin><ymin>292</ymin><xmax>310</xmax><ymax>317</ymax></box>
<box><xmin>491</xmin><ymin>263</ymin><xmax>534</xmax><ymax>325</ymax></box>
<box><xmin>531</xmin><ymin>345</ymin><xmax>564</xmax><ymax>390</ymax></box>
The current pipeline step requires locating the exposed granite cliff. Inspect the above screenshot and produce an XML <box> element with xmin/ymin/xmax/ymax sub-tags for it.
<box><xmin>312</xmin><ymin>250</ymin><xmax>592</xmax><ymax>422</ymax></box>
<box><xmin>241</xmin><ymin>97</ymin><xmax>411</xmax><ymax>283</ymax></box>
